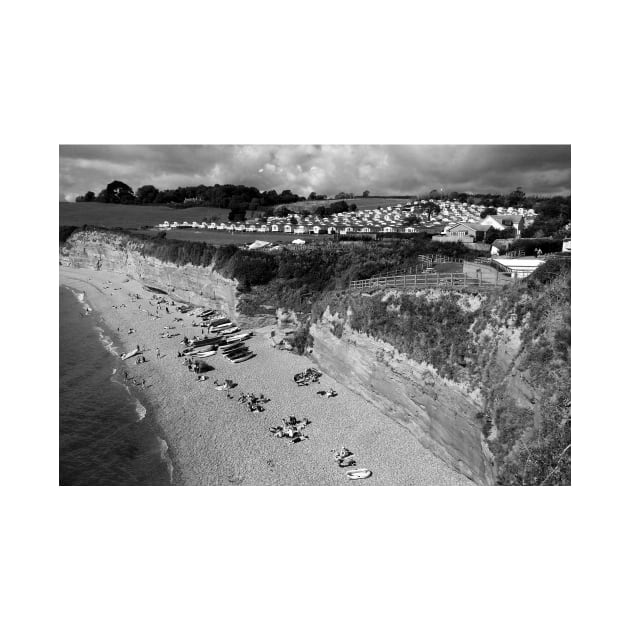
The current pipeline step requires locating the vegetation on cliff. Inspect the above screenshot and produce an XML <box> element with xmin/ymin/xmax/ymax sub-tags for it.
<box><xmin>62</xmin><ymin>226</ymin><xmax>469</xmax><ymax>313</ymax></box>
<box><xmin>311</xmin><ymin>270</ymin><xmax>571</xmax><ymax>486</ymax></box>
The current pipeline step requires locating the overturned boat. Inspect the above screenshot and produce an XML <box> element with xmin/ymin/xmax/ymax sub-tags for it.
<box><xmin>231</xmin><ymin>351</ymin><xmax>254</xmax><ymax>364</ymax></box>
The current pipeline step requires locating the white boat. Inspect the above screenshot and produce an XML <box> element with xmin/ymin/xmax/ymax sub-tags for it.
<box><xmin>189</xmin><ymin>350</ymin><xmax>216</xmax><ymax>358</ymax></box>
<box><xmin>225</xmin><ymin>332</ymin><xmax>251</xmax><ymax>343</ymax></box>
<box><xmin>209</xmin><ymin>323</ymin><xmax>232</xmax><ymax>332</ymax></box>
<box><xmin>209</xmin><ymin>317</ymin><xmax>230</xmax><ymax>326</ymax></box>
<box><xmin>346</xmin><ymin>468</ymin><xmax>372</xmax><ymax>480</ymax></box>
<box><xmin>121</xmin><ymin>348</ymin><xmax>140</xmax><ymax>361</ymax></box>
<box><xmin>221</xmin><ymin>326</ymin><xmax>240</xmax><ymax>335</ymax></box>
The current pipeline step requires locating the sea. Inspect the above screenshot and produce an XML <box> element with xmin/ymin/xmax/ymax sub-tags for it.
<box><xmin>59</xmin><ymin>285</ymin><xmax>173</xmax><ymax>485</ymax></box>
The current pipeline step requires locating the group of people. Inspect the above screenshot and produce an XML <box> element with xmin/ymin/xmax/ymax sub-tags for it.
<box><xmin>237</xmin><ymin>392</ymin><xmax>269</xmax><ymax>413</ymax></box>
<box><xmin>293</xmin><ymin>368</ymin><xmax>322</xmax><ymax>387</ymax></box>
<box><xmin>317</xmin><ymin>387</ymin><xmax>337</xmax><ymax>398</ymax></box>
<box><xmin>269</xmin><ymin>416</ymin><xmax>311</xmax><ymax>443</ymax></box>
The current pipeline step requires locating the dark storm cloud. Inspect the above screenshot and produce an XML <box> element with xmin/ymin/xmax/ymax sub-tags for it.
<box><xmin>59</xmin><ymin>145</ymin><xmax>570</xmax><ymax>201</ymax></box>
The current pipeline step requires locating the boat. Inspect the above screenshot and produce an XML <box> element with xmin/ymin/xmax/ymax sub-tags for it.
<box><xmin>221</xmin><ymin>326</ymin><xmax>241</xmax><ymax>335</ymax></box>
<box><xmin>121</xmin><ymin>348</ymin><xmax>140</xmax><ymax>361</ymax></box>
<box><xmin>345</xmin><ymin>469</ymin><xmax>372</xmax><ymax>480</ymax></box>
<box><xmin>190</xmin><ymin>350</ymin><xmax>216</xmax><ymax>358</ymax></box>
<box><xmin>231</xmin><ymin>352</ymin><xmax>254</xmax><ymax>363</ymax></box>
<box><xmin>225</xmin><ymin>347</ymin><xmax>250</xmax><ymax>360</ymax></box>
<box><xmin>199</xmin><ymin>309</ymin><xmax>215</xmax><ymax>318</ymax></box>
<box><xmin>189</xmin><ymin>336</ymin><xmax>223</xmax><ymax>347</ymax></box>
<box><xmin>222</xmin><ymin>345</ymin><xmax>246</xmax><ymax>357</ymax></box>
<box><xmin>225</xmin><ymin>352</ymin><xmax>249</xmax><ymax>363</ymax></box>
<box><xmin>183</xmin><ymin>342</ymin><xmax>217</xmax><ymax>355</ymax></box>
<box><xmin>208</xmin><ymin>317</ymin><xmax>230</xmax><ymax>326</ymax></box>
<box><xmin>143</xmin><ymin>284</ymin><xmax>168</xmax><ymax>295</ymax></box>
<box><xmin>221</xmin><ymin>343</ymin><xmax>247</xmax><ymax>356</ymax></box>
<box><xmin>221</xmin><ymin>341</ymin><xmax>244</xmax><ymax>352</ymax></box>
<box><xmin>209</xmin><ymin>322</ymin><xmax>232</xmax><ymax>332</ymax></box>
<box><xmin>225</xmin><ymin>332</ymin><xmax>252</xmax><ymax>343</ymax></box>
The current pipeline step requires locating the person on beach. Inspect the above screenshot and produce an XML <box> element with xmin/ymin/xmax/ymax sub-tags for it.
<box><xmin>136</xmin><ymin>345</ymin><xmax>140</xmax><ymax>353</ymax></box>
<box><xmin>156</xmin><ymin>347</ymin><xmax>161</xmax><ymax>359</ymax></box>
<box><xmin>124</xmin><ymin>371</ymin><xmax>128</xmax><ymax>380</ymax></box>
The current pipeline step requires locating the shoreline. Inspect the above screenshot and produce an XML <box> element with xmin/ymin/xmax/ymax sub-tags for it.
<box><xmin>59</xmin><ymin>266</ymin><xmax>472</xmax><ymax>485</ymax></box>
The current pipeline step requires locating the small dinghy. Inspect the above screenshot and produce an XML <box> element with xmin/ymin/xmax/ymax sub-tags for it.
<box><xmin>345</xmin><ymin>468</ymin><xmax>372</xmax><ymax>480</ymax></box>
<box><xmin>231</xmin><ymin>352</ymin><xmax>254</xmax><ymax>363</ymax></box>
<box><xmin>121</xmin><ymin>348</ymin><xmax>140</xmax><ymax>361</ymax></box>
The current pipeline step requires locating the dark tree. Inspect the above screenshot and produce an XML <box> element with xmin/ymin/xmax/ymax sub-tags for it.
<box><xmin>507</xmin><ymin>187</ymin><xmax>526</xmax><ymax>207</ymax></box>
<box><xmin>362</xmin><ymin>190</ymin><xmax>370</xmax><ymax>198</ymax></box>
<box><xmin>136</xmin><ymin>185</ymin><xmax>159</xmax><ymax>204</ymax></box>
<box><xmin>424</xmin><ymin>201</ymin><xmax>440</xmax><ymax>220</ymax></box>
<box><xmin>97</xmin><ymin>180</ymin><xmax>136</xmax><ymax>204</ymax></box>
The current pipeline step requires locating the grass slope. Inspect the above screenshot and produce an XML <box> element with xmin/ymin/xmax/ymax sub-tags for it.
<box><xmin>59</xmin><ymin>202</ymin><xmax>230</xmax><ymax>229</ymax></box>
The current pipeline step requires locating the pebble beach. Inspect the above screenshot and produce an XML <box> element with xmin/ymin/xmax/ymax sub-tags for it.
<box><xmin>59</xmin><ymin>266</ymin><xmax>472</xmax><ymax>485</ymax></box>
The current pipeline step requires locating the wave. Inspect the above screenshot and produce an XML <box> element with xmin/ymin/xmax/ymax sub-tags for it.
<box><xmin>71</xmin><ymin>289</ymin><xmax>93</xmax><ymax>312</ymax></box>
<box><xmin>157</xmin><ymin>437</ymin><xmax>174</xmax><ymax>484</ymax></box>
<box><xmin>135</xmin><ymin>399</ymin><xmax>147</xmax><ymax>422</ymax></box>
<box><xmin>95</xmin><ymin>326</ymin><xmax>119</xmax><ymax>357</ymax></box>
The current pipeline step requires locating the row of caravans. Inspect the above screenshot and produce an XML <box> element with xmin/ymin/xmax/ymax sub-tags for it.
<box><xmin>156</xmin><ymin>220</ymin><xmax>433</xmax><ymax>235</ymax></box>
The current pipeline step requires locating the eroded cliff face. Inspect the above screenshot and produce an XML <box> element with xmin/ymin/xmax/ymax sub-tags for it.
<box><xmin>60</xmin><ymin>231</ymin><xmax>245</xmax><ymax>322</ymax></box>
<box><xmin>310</xmin><ymin>307</ymin><xmax>535</xmax><ymax>485</ymax></box>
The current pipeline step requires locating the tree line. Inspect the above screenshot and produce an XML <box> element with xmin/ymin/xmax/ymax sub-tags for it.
<box><xmin>75</xmin><ymin>180</ymin><xmax>306</xmax><ymax>218</ymax></box>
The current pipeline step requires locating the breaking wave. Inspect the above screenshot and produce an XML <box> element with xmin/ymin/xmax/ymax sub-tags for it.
<box><xmin>95</xmin><ymin>326</ymin><xmax>119</xmax><ymax>357</ymax></box>
<box><xmin>158</xmin><ymin>438</ymin><xmax>174</xmax><ymax>483</ymax></box>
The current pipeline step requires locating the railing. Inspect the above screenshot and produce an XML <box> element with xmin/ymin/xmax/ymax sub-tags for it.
<box><xmin>349</xmin><ymin>271</ymin><xmax>504</xmax><ymax>291</ymax></box>
<box><xmin>382</xmin><ymin>254</ymin><xmax>469</xmax><ymax>278</ymax></box>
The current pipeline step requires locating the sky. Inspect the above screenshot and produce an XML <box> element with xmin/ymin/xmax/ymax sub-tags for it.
<box><xmin>59</xmin><ymin>145</ymin><xmax>571</xmax><ymax>202</ymax></box>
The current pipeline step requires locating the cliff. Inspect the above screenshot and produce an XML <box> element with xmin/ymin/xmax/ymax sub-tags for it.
<box><xmin>308</xmin><ymin>281</ymin><xmax>568</xmax><ymax>486</ymax></box>
<box><xmin>60</xmin><ymin>229</ymin><xmax>244</xmax><ymax>322</ymax></box>
<box><xmin>310</xmin><ymin>307</ymin><xmax>498</xmax><ymax>484</ymax></box>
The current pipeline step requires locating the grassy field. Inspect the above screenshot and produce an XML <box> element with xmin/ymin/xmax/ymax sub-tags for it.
<box><xmin>59</xmin><ymin>202</ymin><xmax>231</xmax><ymax>228</ymax></box>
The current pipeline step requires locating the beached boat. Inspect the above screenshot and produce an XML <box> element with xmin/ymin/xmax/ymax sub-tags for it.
<box><xmin>210</xmin><ymin>322</ymin><xmax>232</xmax><ymax>332</ymax></box>
<box><xmin>225</xmin><ymin>332</ymin><xmax>252</xmax><ymax>343</ymax></box>
<box><xmin>224</xmin><ymin>346</ymin><xmax>249</xmax><ymax>359</ymax></box>
<box><xmin>222</xmin><ymin>347</ymin><xmax>245</xmax><ymax>358</ymax></box>
<box><xmin>190</xmin><ymin>350</ymin><xmax>216</xmax><ymax>358</ymax></box>
<box><xmin>183</xmin><ymin>342</ymin><xmax>217</xmax><ymax>354</ymax></box>
<box><xmin>208</xmin><ymin>316</ymin><xmax>230</xmax><ymax>326</ymax></box>
<box><xmin>221</xmin><ymin>340</ymin><xmax>244</xmax><ymax>352</ymax></box>
<box><xmin>199</xmin><ymin>309</ymin><xmax>215</xmax><ymax>318</ymax></box>
<box><xmin>221</xmin><ymin>326</ymin><xmax>240</xmax><ymax>335</ymax></box>
<box><xmin>121</xmin><ymin>348</ymin><xmax>140</xmax><ymax>361</ymax></box>
<box><xmin>231</xmin><ymin>352</ymin><xmax>254</xmax><ymax>363</ymax></box>
<box><xmin>189</xmin><ymin>336</ymin><xmax>223</xmax><ymax>347</ymax></box>
<box><xmin>346</xmin><ymin>468</ymin><xmax>372</xmax><ymax>480</ymax></box>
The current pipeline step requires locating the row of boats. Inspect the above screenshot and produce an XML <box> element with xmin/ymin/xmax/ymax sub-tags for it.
<box><xmin>183</xmin><ymin>312</ymin><xmax>255</xmax><ymax>364</ymax></box>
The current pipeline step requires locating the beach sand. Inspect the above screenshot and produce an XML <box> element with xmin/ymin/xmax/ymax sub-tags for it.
<box><xmin>60</xmin><ymin>266</ymin><xmax>472</xmax><ymax>485</ymax></box>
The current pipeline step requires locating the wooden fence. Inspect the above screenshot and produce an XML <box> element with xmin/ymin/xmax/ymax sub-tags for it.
<box><xmin>349</xmin><ymin>271</ymin><xmax>505</xmax><ymax>291</ymax></box>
